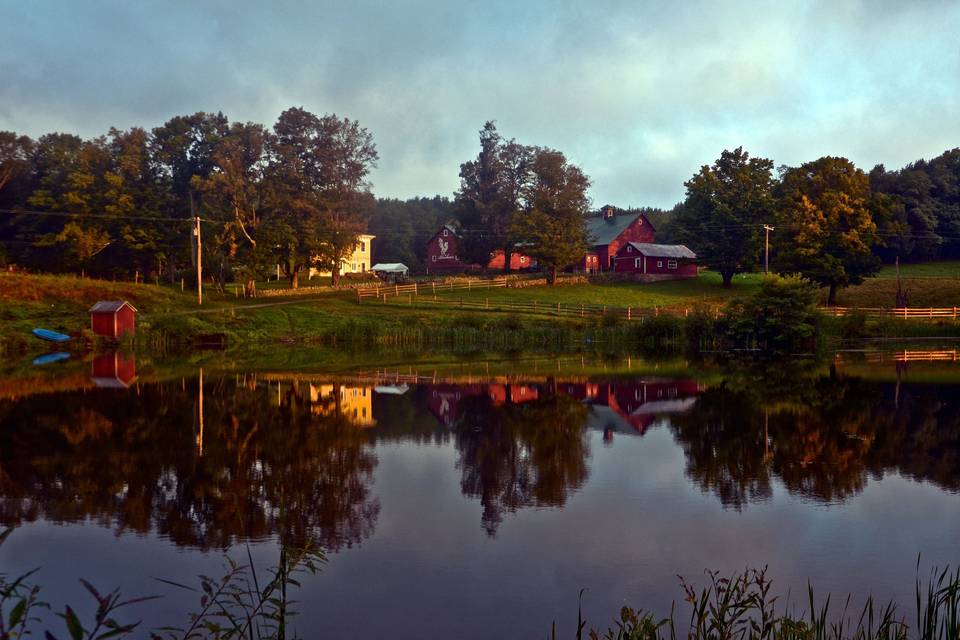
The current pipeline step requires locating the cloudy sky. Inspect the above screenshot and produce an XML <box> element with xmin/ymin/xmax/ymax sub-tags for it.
<box><xmin>2</xmin><ymin>1</ymin><xmax>958</xmax><ymax>208</ymax></box>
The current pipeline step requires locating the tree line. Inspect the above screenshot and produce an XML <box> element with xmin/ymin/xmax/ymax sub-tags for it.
<box><xmin>2</xmin><ymin>113</ymin><xmax>958</xmax><ymax>295</ymax></box>
<box><xmin>0</xmin><ymin>108</ymin><xmax>378</xmax><ymax>291</ymax></box>
<box><xmin>668</xmin><ymin>146</ymin><xmax>960</xmax><ymax>303</ymax></box>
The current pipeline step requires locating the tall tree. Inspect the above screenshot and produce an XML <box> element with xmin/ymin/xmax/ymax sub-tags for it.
<box><xmin>195</xmin><ymin>122</ymin><xmax>272</xmax><ymax>295</ymax></box>
<box><xmin>455</xmin><ymin>122</ymin><xmax>533</xmax><ymax>271</ymax></box>
<box><xmin>509</xmin><ymin>149</ymin><xmax>591</xmax><ymax>285</ymax></box>
<box><xmin>774</xmin><ymin>156</ymin><xmax>880</xmax><ymax>305</ymax></box>
<box><xmin>268</xmin><ymin>107</ymin><xmax>377</xmax><ymax>288</ymax></box>
<box><xmin>674</xmin><ymin>147</ymin><xmax>776</xmax><ymax>287</ymax></box>
<box><xmin>0</xmin><ymin>132</ymin><xmax>33</xmax><ymax>195</ymax></box>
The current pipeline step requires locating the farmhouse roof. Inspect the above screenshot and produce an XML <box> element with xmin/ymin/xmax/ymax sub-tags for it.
<box><xmin>585</xmin><ymin>213</ymin><xmax>647</xmax><ymax>246</ymax></box>
<box><xmin>623</xmin><ymin>242</ymin><xmax>697</xmax><ymax>259</ymax></box>
<box><xmin>88</xmin><ymin>300</ymin><xmax>138</xmax><ymax>314</ymax></box>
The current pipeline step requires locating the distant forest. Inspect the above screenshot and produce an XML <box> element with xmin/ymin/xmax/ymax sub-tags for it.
<box><xmin>1</xmin><ymin>112</ymin><xmax>958</xmax><ymax>282</ymax></box>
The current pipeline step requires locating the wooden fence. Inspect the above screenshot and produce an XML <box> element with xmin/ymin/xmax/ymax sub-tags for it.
<box><xmin>828</xmin><ymin>307</ymin><xmax>960</xmax><ymax>319</ymax></box>
<box><xmin>356</xmin><ymin>277</ymin><xmax>509</xmax><ymax>301</ymax></box>
<box><xmin>359</xmin><ymin>291</ymin><xmax>713</xmax><ymax>321</ymax></box>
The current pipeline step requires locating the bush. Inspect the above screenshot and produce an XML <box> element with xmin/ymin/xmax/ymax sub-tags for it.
<box><xmin>725</xmin><ymin>275</ymin><xmax>820</xmax><ymax>354</ymax></box>
<box><xmin>838</xmin><ymin>310</ymin><xmax>869</xmax><ymax>340</ymax></box>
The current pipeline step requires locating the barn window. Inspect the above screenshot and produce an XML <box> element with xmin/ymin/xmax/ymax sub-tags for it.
<box><xmin>520</xmin><ymin>256</ymin><xmax>526</xmax><ymax>263</ymax></box>
<box><xmin>667</xmin><ymin>260</ymin><xmax>678</xmax><ymax>269</ymax></box>
<box><xmin>634</xmin><ymin>258</ymin><xmax>641</xmax><ymax>269</ymax></box>
<box><xmin>432</xmin><ymin>256</ymin><xmax>437</xmax><ymax>262</ymax></box>
<box><xmin>657</xmin><ymin>260</ymin><xmax>663</xmax><ymax>268</ymax></box>
<box><xmin>627</xmin><ymin>246</ymin><xmax>632</xmax><ymax>252</ymax></box>
<box><xmin>443</xmin><ymin>229</ymin><xmax>448</xmax><ymax>237</ymax></box>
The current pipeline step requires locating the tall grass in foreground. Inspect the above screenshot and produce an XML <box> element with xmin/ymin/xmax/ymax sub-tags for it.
<box><xmin>557</xmin><ymin>566</ymin><xmax>960</xmax><ymax>640</ymax></box>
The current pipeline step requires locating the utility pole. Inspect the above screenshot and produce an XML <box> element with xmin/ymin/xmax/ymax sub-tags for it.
<box><xmin>763</xmin><ymin>225</ymin><xmax>775</xmax><ymax>274</ymax></box>
<box><xmin>194</xmin><ymin>216</ymin><xmax>203</xmax><ymax>305</ymax></box>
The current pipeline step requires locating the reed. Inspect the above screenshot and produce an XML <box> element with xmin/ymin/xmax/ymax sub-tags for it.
<box><xmin>558</xmin><ymin>565</ymin><xmax>960</xmax><ymax>640</ymax></box>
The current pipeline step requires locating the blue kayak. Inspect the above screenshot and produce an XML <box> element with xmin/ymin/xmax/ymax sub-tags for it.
<box><xmin>32</xmin><ymin>328</ymin><xmax>72</xmax><ymax>343</ymax></box>
<box><xmin>32</xmin><ymin>352</ymin><xmax>71</xmax><ymax>366</ymax></box>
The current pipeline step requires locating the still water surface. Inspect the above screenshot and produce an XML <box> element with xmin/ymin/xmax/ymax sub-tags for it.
<box><xmin>1</xmin><ymin>356</ymin><xmax>958</xmax><ymax>638</ymax></box>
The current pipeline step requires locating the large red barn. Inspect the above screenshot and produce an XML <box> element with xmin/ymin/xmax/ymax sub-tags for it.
<box><xmin>89</xmin><ymin>300</ymin><xmax>138</xmax><ymax>338</ymax></box>
<box><xmin>581</xmin><ymin>207</ymin><xmax>657</xmax><ymax>271</ymax></box>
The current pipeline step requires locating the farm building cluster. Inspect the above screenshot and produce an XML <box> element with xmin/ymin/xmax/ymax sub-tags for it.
<box><xmin>424</xmin><ymin>207</ymin><xmax>698</xmax><ymax>280</ymax></box>
<box><xmin>333</xmin><ymin>206</ymin><xmax>698</xmax><ymax>281</ymax></box>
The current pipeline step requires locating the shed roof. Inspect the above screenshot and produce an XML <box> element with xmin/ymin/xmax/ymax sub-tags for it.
<box><xmin>88</xmin><ymin>300</ymin><xmax>138</xmax><ymax>314</ymax></box>
<box><xmin>623</xmin><ymin>242</ymin><xmax>697</xmax><ymax>259</ymax></box>
<box><xmin>585</xmin><ymin>213</ymin><xmax>646</xmax><ymax>246</ymax></box>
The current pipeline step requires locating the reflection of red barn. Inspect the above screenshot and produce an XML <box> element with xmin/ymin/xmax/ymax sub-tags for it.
<box><xmin>589</xmin><ymin>379</ymin><xmax>701</xmax><ymax>435</ymax></box>
<box><xmin>89</xmin><ymin>300</ymin><xmax>137</xmax><ymax>338</ymax></box>
<box><xmin>90</xmin><ymin>353</ymin><xmax>137</xmax><ymax>389</ymax></box>
<box><xmin>426</xmin><ymin>384</ymin><xmax>484</xmax><ymax>427</ymax></box>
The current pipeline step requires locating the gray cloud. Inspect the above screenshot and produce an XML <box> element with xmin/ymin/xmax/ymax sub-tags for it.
<box><xmin>2</xmin><ymin>0</ymin><xmax>959</xmax><ymax>207</ymax></box>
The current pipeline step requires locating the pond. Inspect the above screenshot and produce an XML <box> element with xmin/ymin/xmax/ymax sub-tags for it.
<box><xmin>0</xmin><ymin>351</ymin><xmax>958</xmax><ymax>638</ymax></box>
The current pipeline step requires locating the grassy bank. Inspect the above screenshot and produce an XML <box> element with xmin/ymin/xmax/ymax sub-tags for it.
<box><xmin>6</xmin><ymin>269</ymin><xmax>960</xmax><ymax>355</ymax></box>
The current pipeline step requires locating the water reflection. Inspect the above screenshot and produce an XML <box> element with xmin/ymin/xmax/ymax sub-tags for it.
<box><xmin>0</xmin><ymin>366</ymin><xmax>958</xmax><ymax>550</ymax></box>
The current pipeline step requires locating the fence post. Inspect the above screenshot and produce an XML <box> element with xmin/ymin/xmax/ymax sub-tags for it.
<box><xmin>414</xmin><ymin>283</ymin><xmax>418</xmax><ymax>296</ymax></box>
<box><xmin>432</xmin><ymin>282</ymin><xmax>436</xmax><ymax>294</ymax></box>
<box><xmin>395</xmin><ymin>284</ymin><xmax>399</xmax><ymax>295</ymax></box>
<box><xmin>534</xmin><ymin>300</ymin><xmax>538</xmax><ymax>312</ymax></box>
<box><xmin>627</xmin><ymin>307</ymin><xmax>631</xmax><ymax>320</ymax></box>
<box><xmin>468</xmin><ymin>280</ymin><xmax>471</xmax><ymax>291</ymax></box>
<box><xmin>557</xmin><ymin>302</ymin><xmax>561</xmax><ymax>314</ymax></box>
<box><xmin>580</xmin><ymin>304</ymin><xmax>584</xmax><ymax>318</ymax></box>
<box><xmin>356</xmin><ymin>289</ymin><xmax>361</xmax><ymax>304</ymax></box>
<box><xmin>486</xmin><ymin>298</ymin><xmax>489</xmax><ymax>309</ymax></box>
<box><xmin>954</xmin><ymin>307</ymin><xmax>957</xmax><ymax>320</ymax></box>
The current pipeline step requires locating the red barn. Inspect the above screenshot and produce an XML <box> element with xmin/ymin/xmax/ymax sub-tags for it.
<box><xmin>89</xmin><ymin>300</ymin><xmax>138</xmax><ymax>338</ymax></box>
<box><xmin>583</xmin><ymin>207</ymin><xmax>657</xmax><ymax>271</ymax></box>
<box><xmin>90</xmin><ymin>352</ymin><xmax>137</xmax><ymax>388</ymax></box>
<box><xmin>613</xmin><ymin>242</ymin><xmax>697</xmax><ymax>278</ymax></box>
<box><xmin>425</xmin><ymin>224</ymin><xmax>533</xmax><ymax>273</ymax></box>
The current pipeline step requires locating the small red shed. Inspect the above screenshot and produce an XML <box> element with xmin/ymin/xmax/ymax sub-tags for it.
<box><xmin>89</xmin><ymin>300</ymin><xmax>138</xmax><ymax>338</ymax></box>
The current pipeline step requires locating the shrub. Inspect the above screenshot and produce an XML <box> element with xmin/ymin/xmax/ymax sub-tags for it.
<box><xmin>725</xmin><ymin>275</ymin><xmax>820</xmax><ymax>354</ymax></box>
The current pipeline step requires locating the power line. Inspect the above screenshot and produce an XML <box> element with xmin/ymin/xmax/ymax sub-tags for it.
<box><xmin>0</xmin><ymin>208</ymin><xmax>208</xmax><ymax>223</ymax></box>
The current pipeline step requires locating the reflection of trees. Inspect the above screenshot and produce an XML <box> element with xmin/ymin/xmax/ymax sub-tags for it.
<box><xmin>0</xmin><ymin>377</ymin><xmax>379</xmax><ymax>551</ymax></box>
<box><xmin>670</xmin><ymin>364</ymin><xmax>960</xmax><ymax>507</ymax></box>
<box><xmin>455</xmin><ymin>388</ymin><xmax>590</xmax><ymax>535</ymax></box>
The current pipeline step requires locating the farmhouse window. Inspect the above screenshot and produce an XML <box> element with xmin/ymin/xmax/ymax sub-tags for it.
<box><xmin>667</xmin><ymin>260</ymin><xmax>678</xmax><ymax>269</ymax></box>
<box><xmin>657</xmin><ymin>260</ymin><xmax>663</xmax><ymax>268</ymax></box>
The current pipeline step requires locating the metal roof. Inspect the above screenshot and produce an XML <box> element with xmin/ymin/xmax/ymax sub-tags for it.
<box><xmin>585</xmin><ymin>213</ymin><xmax>647</xmax><ymax>246</ymax></box>
<box><xmin>88</xmin><ymin>300</ymin><xmax>138</xmax><ymax>314</ymax></box>
<box><xmin>371</xmin><ymin>263</ymin><xmax>409</xmax><ymax>273</ymax></box>
<box><xmin>622</xmin><ymin>242</ymin><xmax>697</xmax><ymax>259</ymax></box>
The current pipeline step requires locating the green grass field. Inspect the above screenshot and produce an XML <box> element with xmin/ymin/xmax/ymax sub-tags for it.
<box><xmin>876</xmin><ymin>260</ymin><xmax>960</xmax><ymax>278</ymax></box>
<box><xmin>428</xmin><ymin>271</ymin><xmax>763</xmax><ymax>310</ymax></box>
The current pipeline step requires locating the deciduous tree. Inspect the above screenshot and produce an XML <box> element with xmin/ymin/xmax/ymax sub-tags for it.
<box><xmin>509</xmin><ymin>149</ymin><xmax>591</xmax><ymax>285</ymax></box>
<box><xmin>774</xmin><ymin>157</ymin><xmax>880</xmax><ymax>305</ymax></box>
<box><xmin>675</xmin><ymin>147</ymin><xmax>776</xmax><ymax>287</ymax></box>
